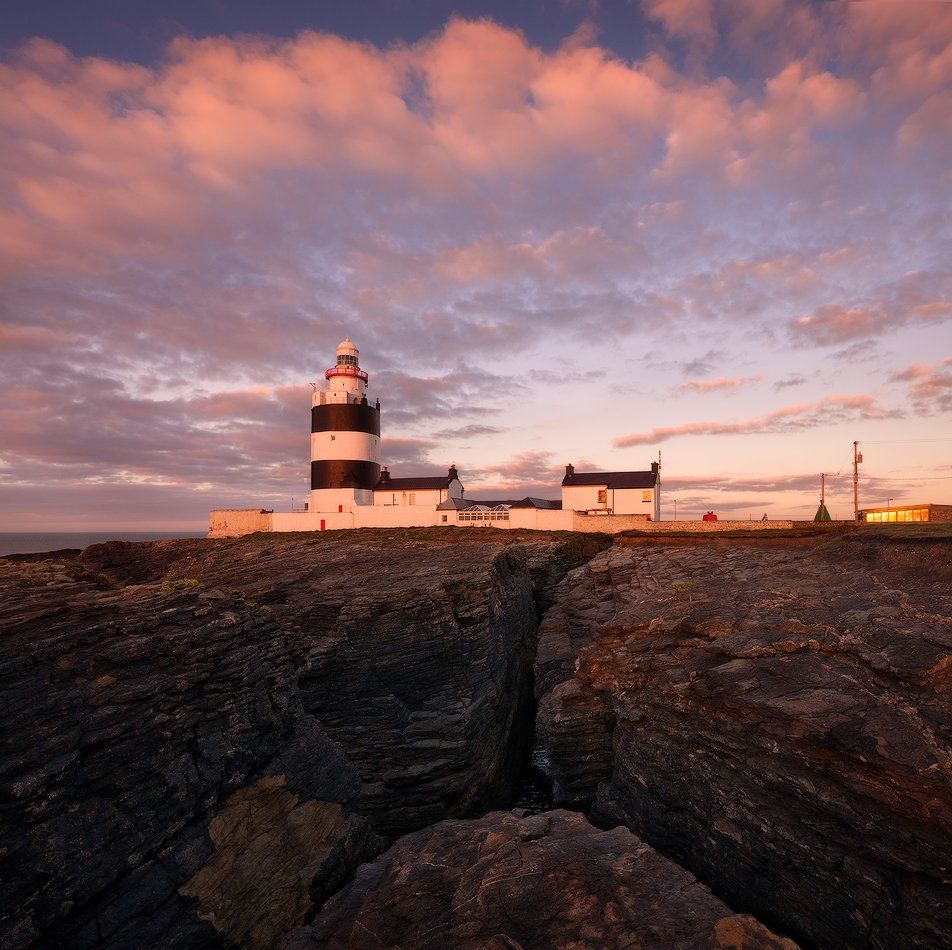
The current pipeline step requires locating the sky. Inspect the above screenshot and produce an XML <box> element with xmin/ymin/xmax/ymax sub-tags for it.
<box><xmin>1</xmin><ymin>0</ymin><xmax>950</xmax><ymax>529</ymax></box>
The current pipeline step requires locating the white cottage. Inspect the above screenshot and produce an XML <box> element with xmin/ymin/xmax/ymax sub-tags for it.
<box><xmin>373</xmin><ymin>466</ymin><xmax>464</xmax><ymax>506</ymax></box>
<box><xmin>561</xmin><ymin>463</ymin><xmax>661</xmax><ymax>521</ymax></box>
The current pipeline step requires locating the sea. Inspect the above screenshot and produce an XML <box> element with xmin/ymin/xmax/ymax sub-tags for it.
<box><xmin>0</xmin><ymin>532</ymin><xmax>207</xmax><ymax>557</ymax></box>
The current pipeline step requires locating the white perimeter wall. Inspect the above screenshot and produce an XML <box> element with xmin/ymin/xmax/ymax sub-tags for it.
<box><xmin>212</xmin><ymin>506</ymin><xmax>793</xmax><ymax>537</ymax></box>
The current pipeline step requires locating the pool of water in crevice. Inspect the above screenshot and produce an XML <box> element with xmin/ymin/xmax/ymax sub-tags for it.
<box><xmin>511</xmin><ymin>736</ymin><xmax>555</xmax><ymax>814</ymax></box>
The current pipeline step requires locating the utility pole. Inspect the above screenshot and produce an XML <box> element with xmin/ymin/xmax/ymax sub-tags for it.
<box><xmin>852</xmin><ymin>441</ymin><xmax>862</xmax><ymax>521</ymax></box>
<box><xmin>820</xmin><ymin>473</ymin><xmax>826</xmax><ymax>508</ymax></box>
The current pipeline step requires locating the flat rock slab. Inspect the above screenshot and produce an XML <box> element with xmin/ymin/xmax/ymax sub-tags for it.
<box><xmin>536</xmin><ymin>535</ymin><xmax>952</xmax><ymax>949</ymax></box>
<box><xmin>289</xmin><ymin>809</ymin><xmax>796</xmax><ymax>950</ymax></box>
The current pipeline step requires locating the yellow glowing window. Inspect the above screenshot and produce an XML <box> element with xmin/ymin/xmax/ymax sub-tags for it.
<box><xmin>597</xmin><ymin>489</ymin><xmax>607</xmax><ymax>504</ymax></box>
<box><xmin>642</xmin><ymin>490</ymin><xmax>652</xmax><ymax>503</ymax></box>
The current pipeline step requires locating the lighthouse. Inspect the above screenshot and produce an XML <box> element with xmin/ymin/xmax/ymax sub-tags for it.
<box><xmin>310</xmin><ymin>338</ymin><xmax>381</xmax><ymax>512</ymax></box>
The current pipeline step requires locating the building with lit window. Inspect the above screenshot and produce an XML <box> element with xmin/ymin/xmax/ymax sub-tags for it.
<box><xmin>561</xmin><ymin>464</ymin><xmax>661</xmax><ymax>521</ymax></box>
<box><xmin>859</xmin><ymin>504</ymin><xmax>952</xmax><ymax>524</ymax></box>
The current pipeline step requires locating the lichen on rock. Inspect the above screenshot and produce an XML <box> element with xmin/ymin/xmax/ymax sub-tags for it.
<box><xmin>179</xmin><ymin>776</ymin><xmax>346</xmax><ymax>947</ymax></box>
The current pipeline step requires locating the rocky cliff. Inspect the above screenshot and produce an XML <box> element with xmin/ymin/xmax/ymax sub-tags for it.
<box><xmin>287</xmin><ymin>809</ymin><xmax>796</xmax><ymax>949</ymax></box>
<box><xmin>535</xmin><ymin>534</ymin><xmax>952</xmax><ymax>948</ymax></box>
<box><xmin>0</xmin><ymin>529</ymin><xmax>608</xmax><ymax>949</ymax></box>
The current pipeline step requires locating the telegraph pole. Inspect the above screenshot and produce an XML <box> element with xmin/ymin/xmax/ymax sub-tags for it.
<box><xmin>852</xmin><ymin>441</ymin><xmax>861</xmax><ymax>521</ymax></box>
<box><xmin>820</xmin><ymin>473</ymin><xmax>826</xmax><ymax>508</ymax></box>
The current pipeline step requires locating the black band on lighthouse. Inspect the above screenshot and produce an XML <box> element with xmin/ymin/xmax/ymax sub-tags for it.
<box><xmin>311</xmin><ymin>403</ymin><xmax>380</xmax><ymax>435</ymax></box>
<box><xmin>311</xmin><ymin>459</ymin><xmax>381</xmax><ymax>491</ymax></box>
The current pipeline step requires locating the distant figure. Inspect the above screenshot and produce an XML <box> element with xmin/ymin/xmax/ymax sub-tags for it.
<box><xmin>702</xmin><ymin>511</ymin><xmax>718</xmax><ymax>522</ymax></box>
<box><xmin>762</xmin><ymin>513</ymin><xmax>768</xmax><ymax>521</ymax></box>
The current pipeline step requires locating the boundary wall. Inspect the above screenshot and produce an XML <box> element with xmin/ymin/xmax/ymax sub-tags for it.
<box><xmin>209</xmin><ymin>509</ymin><xmax>273</xmax><ymax>537</ymax></box>
<box><xmin>210</xmin><ymin>507</ymin><xmax>795</xmax><ymax>538</ymax></box>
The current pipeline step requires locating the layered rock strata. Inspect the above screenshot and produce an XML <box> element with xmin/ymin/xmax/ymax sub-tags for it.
<box><xmin>288</xmin><ymin>809</ymin><xmax>796</xmax><ymax>949</ymax></box>
<box><xmin>0</xmin><ymin>529</ymin><xmax>607</xmax><ymax>949</ymax></box>
<box><xmin>536</xmin><ymin>536</ymin><xmax>952</xmax><ymax>948</ymax></box>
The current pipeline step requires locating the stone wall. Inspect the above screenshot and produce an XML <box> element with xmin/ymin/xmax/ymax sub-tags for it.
<box><xmin>930</xmin><ymin>504</ymin><xmax>952</xmax><ymax>522</ymax></box>
<box><xmin>210</xmin><ymin>508</ymin><xmax>797</xmax><ymax>537</ymax></box>
<box><xmin>573</xmin><ymin>515</ymin><xmax>794</xmax><ymax>533</ymax></box>
<box><xmin>208</xmin><ymin>508</ymin><xmax>273</xmax><ymax>537</ymax></box>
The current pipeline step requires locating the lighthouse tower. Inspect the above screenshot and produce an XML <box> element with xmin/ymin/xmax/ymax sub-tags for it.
<box><xmin>310</xmin><ymin>338</ymin><xmax>381</xmax><ymax>512</ymax></box>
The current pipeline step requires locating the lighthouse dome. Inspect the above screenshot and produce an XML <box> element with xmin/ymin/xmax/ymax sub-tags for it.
<box><xmin>336</xmin><ymin>337</ymin><xmax>359</xmax><ymax>362</ymax></box>
<box><xmin>335</xmin><ymin>337</ymin><xmax>360</xmax><ymax>371</ymax></box>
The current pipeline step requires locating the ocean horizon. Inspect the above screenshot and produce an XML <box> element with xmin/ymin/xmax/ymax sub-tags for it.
<box><xmin>0</xmin><ymin>531</ymin><xmax>208</xmax><ymax>557</ymax></box>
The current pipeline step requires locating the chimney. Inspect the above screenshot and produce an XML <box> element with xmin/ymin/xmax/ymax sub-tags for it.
<box><xmin>448</xmin><ymin>463</ymin><xmax>459</xmax><ymax>481</ymax></box>
<box><xmin>565</xmin><ymin>463</ymin><xmax>575</xmax><ymax>477</ymax></box>
<box><xmin>651</xmin><ymin>461</ymin><xmax>659</xmax><ymax>475</ymax></box>
<box><xmin>380</xmin><ymin>466</ymin><xmax>391</xmax><ymax>483</ymax></box>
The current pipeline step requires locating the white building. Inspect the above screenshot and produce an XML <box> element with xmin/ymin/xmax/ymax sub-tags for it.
<box><xmin>209</xmin><ymin>339</ymin><xmax>664</xmax><ymax>536</ymax></box>
<box><xmin>373</xmin><ymin>467</ymin><xmax>464</xmax><ymax>507</ymax></box>
<box><xmin>561</xmin><ymin>463</ymin><xmax>661</xmax><ymax>521</ymax></box>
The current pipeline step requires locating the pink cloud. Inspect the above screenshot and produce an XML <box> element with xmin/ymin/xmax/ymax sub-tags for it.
<box><xmin>613</xmin><ymin>394</ymin><xmax>890</xmax><ymax>446</ymax></box>
<box><xmin>891</xmin><ymin>359</ymin><xmax>952</xmax><ymax>414</ymax></box>
<box><xmin>790</xmin><ymin>272</ymin><xmax>952</xmax><ymax>345</ymax></box>
<box><xmin>676</xmin><ymin>376</ymin><xmax>762</xmax><ymax>394</ymax></box>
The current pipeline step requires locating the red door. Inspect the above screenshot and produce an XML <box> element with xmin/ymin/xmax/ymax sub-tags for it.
<box><xmin>320</xmin><ymin>519</ymin><xmax>326</xmax><ymax>531</ymax></box>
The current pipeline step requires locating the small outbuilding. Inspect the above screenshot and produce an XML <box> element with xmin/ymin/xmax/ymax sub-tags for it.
<box><xmin>858</xmin><ymin>503</ymin><xmax>952</xmax><ymax>523</ymax></box>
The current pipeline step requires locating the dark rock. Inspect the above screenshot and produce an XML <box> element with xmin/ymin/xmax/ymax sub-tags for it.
<box><xmin>536</xmin><ymin>536</ymin><xmax>952</xmax><ymax>949</ymax></box>
<box><xmin>0</xmin><ymin>549</ymin><xmax>82</xmax><ymax>564</ymax></box>
<box><xmin>288</xmin><ymin>809</ymin><xmax>796</xmax><ymax>949</ymax></box>
<box><xmin>0</xmin><ymin>529</ymin><xmax>608</xmax><ymax>948</ymax></box>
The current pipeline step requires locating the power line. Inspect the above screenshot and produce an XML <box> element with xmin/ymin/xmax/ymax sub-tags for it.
<box><xmin>862</xmin><ymin>438</ymin><xmax>952</xmax><ymax>444</ymax></box>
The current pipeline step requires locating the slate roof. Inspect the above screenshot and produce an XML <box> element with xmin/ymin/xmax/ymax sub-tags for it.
<box><xmin>374</xmin><ymin>476</ymin><xmax>455</xmax><ymax>491</ymax></box>
<box><xmin>444</xmin><ymin>497</ymin><xmax>562</xmax><ymax>510</ymax></box>
<box><xmin>436</xmin><ymin>496</ymin><xmax>475</xmax><ymax>510</ymax></box>
<box><xmin>562</xmin><ymin>470</ymin><xmax>658</xmax><ymax>489</ymax></box>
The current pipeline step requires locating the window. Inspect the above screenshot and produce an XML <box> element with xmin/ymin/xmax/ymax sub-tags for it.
<box><xmin>441</xmin><ymin>515</ymin><xmax>448</xmax><ymax>523</ymax></box>
<box><xmin>642</xmin><ymin>490</ymin><xmax>652</xmax><ymax>503</ymax></box>
<box><xmin>458</xmin><ymin>510</ymin><xmax>509</xmax><ymax>523</ymax></box>
<box><xmin>330</xmin><ymin>434</ymin><xmax>335</xmax><ymax>441</ymax></box>
<box><xmin>597</xmin><ymin>489</ymin><xmax>607</xmax><ymax>504</ymax></box>
<box><xmin>401</xmin><ymin>492</ymin><xmax>407</xmax><ymax>505</ymax></box>
<box><xmin>409</xmin><ymin>493</ymin><xmax>416</xmax><ymax>505</ymax></box>
<box><xmin>865</xmin><ymin>507</ymin><xmax>929</xmax><ymax>523</ymax></box>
